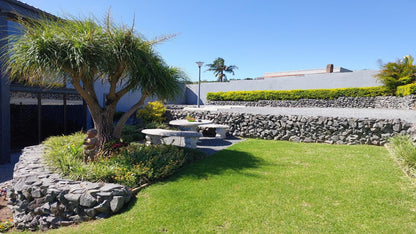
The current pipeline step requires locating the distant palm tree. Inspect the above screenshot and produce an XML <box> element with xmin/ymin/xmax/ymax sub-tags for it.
<box><xmin>206</xmin><ymin>57</ymin><xmax>238</xmax><ymax>82</ymax></box>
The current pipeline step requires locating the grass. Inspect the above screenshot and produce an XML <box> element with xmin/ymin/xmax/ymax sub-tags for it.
<box><xmin>27</xmin><ymin>140</ymin><xmax>416</xmax><ymax>233</ymax></box>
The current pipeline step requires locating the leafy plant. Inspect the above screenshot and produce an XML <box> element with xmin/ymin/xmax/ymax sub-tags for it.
<box><xmin>136</xmin><ymin>101</ymin><xmax>167</xmax><ymax>123</ymax></box>
<box><xmin>186</xmin><ymin>115</ymin><xmax>195</xmax><ymax>122</ymax></box>
<box><xmin>396</xmin><ymin>83</ymin><xmax>416</xmax><ymax>96</ymax></box>
<box><xmin>121</xmin><ymin>125</ymin><xmax>145</xmax><ymax>142</ymax></box>
<box><xmin>43</xmin><ymin>134</ymin><xmax>205</xmax><ymax>188</ymax></box>
<box><xmin>0</xmin><ymin>218</ymin><xmax>14</xmax><ymax>233</ymax></box>
<box><xmin>375</xmin><ymin>55</ymin><xmax>416</xmax><ymax>94</ymax></box>
<box><xmin>388</xmin><ymin>135</ymin><xmax>416</xmax><ymax>171</ymax></box>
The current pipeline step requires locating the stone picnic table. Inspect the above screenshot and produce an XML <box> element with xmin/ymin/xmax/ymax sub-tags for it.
<box><xmin>168</xmin><ymin>119</ymin><xmax>213</xmax><ymax>131</ymax></box>
<box><xmin>141</xmin><ymin>129</ymin><xmax>202</xmax><ymax>148</ymax></box>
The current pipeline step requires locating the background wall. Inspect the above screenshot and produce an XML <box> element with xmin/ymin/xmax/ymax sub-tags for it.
<box><xmin>184</xmin><ymin>70</ymin><xmax>381</xmax><ymax>105</ymax></box>
<box><xmin>91</xmin><ymin>69</ymin><xmax>381</xmax><ymax>121</ymax></box>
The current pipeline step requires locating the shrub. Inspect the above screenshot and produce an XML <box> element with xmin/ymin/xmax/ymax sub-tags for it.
<box><xmin>375</xmin><ymin>55</ymin><xmax>416</xmax><ymax>94</ymax></box>
<box><xmin>207</xmin><ymin>86</ymin><xmax>389</xmax><ymax>101</ymax></box>
<box><xmin>388</xmin><ymin>135</ymin><xmax>416</xmax><ymax>176</ymax></box>
<box><xmin>43</xmin><ymin>134</ymin><xmax>205</xmax><ymax>188</ymax></box>
<box><xmin>136</xmin><ymin>101</ymin><xmax>166</xmax><ymax>123</ymax></box>
<box><xmin>121</xmin><ymin>125</ymin><xmax>145</xmax><ymax>142</ymax></box>
<box><xmin>396</xmin><ymin>83</ymin><xmax>416</xmax><ymax>96</ymax></box>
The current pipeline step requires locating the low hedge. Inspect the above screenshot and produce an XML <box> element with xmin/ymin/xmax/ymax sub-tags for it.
<box><xmin>207</xmin><ymin>86</ymin><xmax>390</xmax><ymax>101</ymax></box>
<box><xmin>396</xmin><ymin>83</ymin><xmax>416</xmax><ymax>96</ymax></box>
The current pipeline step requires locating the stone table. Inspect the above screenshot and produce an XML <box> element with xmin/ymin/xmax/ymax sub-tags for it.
<box><xmin>169</xmin><ymin>119</ymin><xmax>212</xmax><ymax>131</ymax></box>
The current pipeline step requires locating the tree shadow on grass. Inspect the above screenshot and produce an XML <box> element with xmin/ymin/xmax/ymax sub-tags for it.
<box><xmin>168</xmin><ymin>149</ymin><xmax>267</xmax><ymax>181</ymax></box>
<box><xmin>197</xmin><ymin>138</ymin><xmax>233</xmax><ymax>147</ymax></box>
<box><xmin>119</xmin><ymin>195</ymin><xmax>138</xmax><ymax>214</ymax></box>
<box><xmin>121</xmin><ymin>149</ymin><xmax>265</xmax><ymax>212</ymax></box>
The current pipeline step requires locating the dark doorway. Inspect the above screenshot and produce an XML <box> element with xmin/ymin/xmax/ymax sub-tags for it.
<box><xmin>10</xmin><ymin>87</ymin><xmax>86</xmax><ymax>150</ymax></box>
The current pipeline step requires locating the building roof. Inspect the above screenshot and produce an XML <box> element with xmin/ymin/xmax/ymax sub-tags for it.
<box><xmin>0</xmin><ymin>0</ymin><xmax>56</xmax><ymax>21</ymax></box>
<box><xmin>263</xmin><ymin>65</ymin><xmax>353</xmax><ymax>79</ymax></box>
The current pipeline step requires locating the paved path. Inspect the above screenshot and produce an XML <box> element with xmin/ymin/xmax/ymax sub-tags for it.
<box><xmin>0</xmin><ymin>152</ymin><xmax>21</xmax><ymax>187</ymax></box>
<box><xmin>163</xmin><ymin>136</ymin><xmax>244</xmax><ymax>155</ymax></box>
<box><xmin>187</xmin><ymin>106</ymin><xmax>416</xmax><ymax>123</ymax></box>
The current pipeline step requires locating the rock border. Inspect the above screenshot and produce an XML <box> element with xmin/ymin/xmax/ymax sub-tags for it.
<box><xmin>207</xmin><ymin>95</ymin><xmax>416</xmax><ymax>110</ymax></box>
<box><xmin>168</xmin><ymin>110</ymin><xmax>415</xmax><ymax>145</ymax></box>
<box><xmin>7</xmin><ymin>145</ymin><xmax>132</xmax><ymax>231</ymax></box>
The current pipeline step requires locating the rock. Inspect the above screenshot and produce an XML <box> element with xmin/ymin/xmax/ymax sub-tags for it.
<box><xmin>94</xmin><ymin>200</ymin><xmax>110</xmax><ymax>213</ymax></box>
<box><xmin>393</xmin><ymin>123</ymin><xmax>401</xmax><ymax>132</ymax></box>
<box><xmin>50</xmin><ymin>202</ymin><xmax>60</xmax><ymax>214</ymax></box>
<box><xmin>84</xmin><ymin>208</ymin><xmax>96</xmax><ymax>217</ymax></box>
<box><xmin>14</xmin><ymin>179</ymin><xmax>27</xmax><ymax>192</ymax></box>
<box><xmin>81</xmin><ymin>182</ymin><xmax>101</xmax><ymax>191</ymax></box>
<box><xmin>96</xmin><ymin>192</ymin><xmax>112</xmax><ymax>197</ymax></box>
<box><xmin>69</xmin><ymin>215</ymin><xmax>83</xmax><ymax>223</ymax></box>
<box><xmin>100</xmin><ymin>184</ymin><xmax>123</xmax><ymax>192</ymax></box>
<box><xmin>110</xmin><ymin>196</ymin><xmax>125</xmax><ymax>213</ymax></box>
<box><xmin>31</xmin><ymin>188</ymin><xmax>42</xmax><ymax>198</ymax></box>
<box><xmin>80</xmin><ymin>193</ymin><xmax>97</xmax><ymax>207</ymax></box>
<box><xmin>64</xmin><ymin>193</ymin><xmax>81</xmax><ymax>205</ymax></box>
<box><xmin>95</xmin><ymin>213</ymin><xmax>110</xmax><ymax>219</ymax></box>
<box><xmin>40</xmin><ymin>203</ymin><xmax>52</xmax><ymax>214</ymax></box>
<box><xmin>58</xmin><ymin>220</ymin><xmax>74</xmax><ymax>226</ymax></box>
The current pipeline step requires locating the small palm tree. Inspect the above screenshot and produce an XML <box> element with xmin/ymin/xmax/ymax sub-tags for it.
<box><xmin>206</xmin><ymin>57</ymin><xmax>237</xmax><ymax>82</ymax></box>
<box><xmin>375</xmin><ymin>55</ymin><xmax>416</xmax><ymax>94</ymax></box>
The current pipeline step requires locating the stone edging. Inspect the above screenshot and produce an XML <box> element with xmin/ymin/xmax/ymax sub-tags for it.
<box><xmin>7</xmin><ymin>145</ymin><xmax>132</xmax><ymax>231</ymax></box>
<box><xmin>207</xmin><ymin>95</ymin><xmax>416</xmax><ymax>110</ymax></box>
<box><xmin>168</xmin><ymin>110</ymin><xmax>415</xmax><ymax>146</ymax></box>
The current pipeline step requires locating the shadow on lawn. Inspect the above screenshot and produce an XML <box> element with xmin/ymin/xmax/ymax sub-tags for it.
<box><xmin>171</xmin><ymin>149</ymin><xmax>266</xmax><ymax>181</ymax></box>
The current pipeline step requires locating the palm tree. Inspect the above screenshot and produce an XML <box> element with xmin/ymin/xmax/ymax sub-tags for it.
<box><xmin>2</xmin><ymin>14</ymin><xmax>185</xmax><ymax>147</ymax></box>
<box><xmin>206</xmin><ymin>57</ymin><xmax>238</xmax><ymax>82</ymax></box>
<box><xmin>375</xmin><ymin>55</ymin><xmax>416</xmax><ymax>94</ymax></box>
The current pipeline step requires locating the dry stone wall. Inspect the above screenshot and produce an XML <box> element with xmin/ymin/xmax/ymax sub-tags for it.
<box><xmin>7</xmin><ymin>145</ymin><xmax>132</xmax><ymax>231</ymax></box>
<box><xmin>207</xmin><ymin>95</ymin><xmax>416</xmax><ymax>110</ymax></box>
<box><xmin>168</xmin><ymin>110</ymin><xmax>414</xmax><ymax>145</ymax></box>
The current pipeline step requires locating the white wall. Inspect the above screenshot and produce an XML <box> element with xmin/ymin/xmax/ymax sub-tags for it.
<box><xmin>185</xmin><ymin>70</ymin><xmax>382</xmax><ymax>105</ymax></box>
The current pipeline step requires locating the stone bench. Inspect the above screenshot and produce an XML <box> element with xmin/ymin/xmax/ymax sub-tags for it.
<box><xmin>141</xmin><ymin>129</ymin><xmax>202</xmax><ymax>148</ymax></box>
<box><xmin>201</xmin><ymin>124</ymin><xmax>229</xmax><ymax>139</ymax></box>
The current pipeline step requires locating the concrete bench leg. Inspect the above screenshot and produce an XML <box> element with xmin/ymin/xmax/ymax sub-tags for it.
<box><xmin>215</xmin><ymin>128</ymin><xmax>227</xmax><ymax>139</ymax></box>
<box><xmin>145</xmin><ymin>135</ymin><xmax>163</xmax><ymax>146</ymax></box>
<box><xmin>184</xmin><ymin>136</ymin><xmax>199</xmax><ymax>148</ymax></box>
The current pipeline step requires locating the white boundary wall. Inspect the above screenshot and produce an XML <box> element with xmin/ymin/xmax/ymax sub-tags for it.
<box><xmin>184</xmin><ymin>70</ymin><xmax>381</xmax><ymax>105</ymax></box>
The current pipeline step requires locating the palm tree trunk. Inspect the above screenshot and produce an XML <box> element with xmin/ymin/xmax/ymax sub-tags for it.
<box><xmin>88</xmin><ymin>104</ymin><xmax>116</xmax><ymax>147</ymax></box>
<box><xmin>113</xmin><ymin>95</ymin><xmax>147</xmax><ymax>139</ymax></box>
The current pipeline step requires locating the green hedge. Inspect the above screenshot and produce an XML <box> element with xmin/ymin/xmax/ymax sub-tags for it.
<box><xmin>207</xmin><ymin>86</ymin><xmax>390</xmax><ymax>101</ymax></box>
<box><xmin>396</xmin><ymin>83</ymin><xmax>416</xmax><ymax>96</ymax></box>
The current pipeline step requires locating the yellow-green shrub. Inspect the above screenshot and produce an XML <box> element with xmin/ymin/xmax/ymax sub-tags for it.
<box><xmin>396</xmin><ymin>83</ymin><xmax>416</xmax><ymax>96</ymax></box>
<box><xmin>207</xmin><ymin>86</ymin><xmax>389</xmax><ymax>101</ymax></box>
<box><xmin>136</xmin><ymin>101</ymin><xmax>166</xmax><ymax>123</ymax></box>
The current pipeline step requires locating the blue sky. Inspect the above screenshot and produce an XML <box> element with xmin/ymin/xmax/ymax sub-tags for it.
<box><xmin>22</xmin><ymin>0</ymin><xmax>416</xmax><ymax>81</ymax></box>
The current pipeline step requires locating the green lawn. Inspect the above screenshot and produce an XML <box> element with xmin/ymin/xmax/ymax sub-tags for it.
<box><xmin>43</xmin><ymin>139</ymin><xmax>416</xmax><ymax>233</ymax></box>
